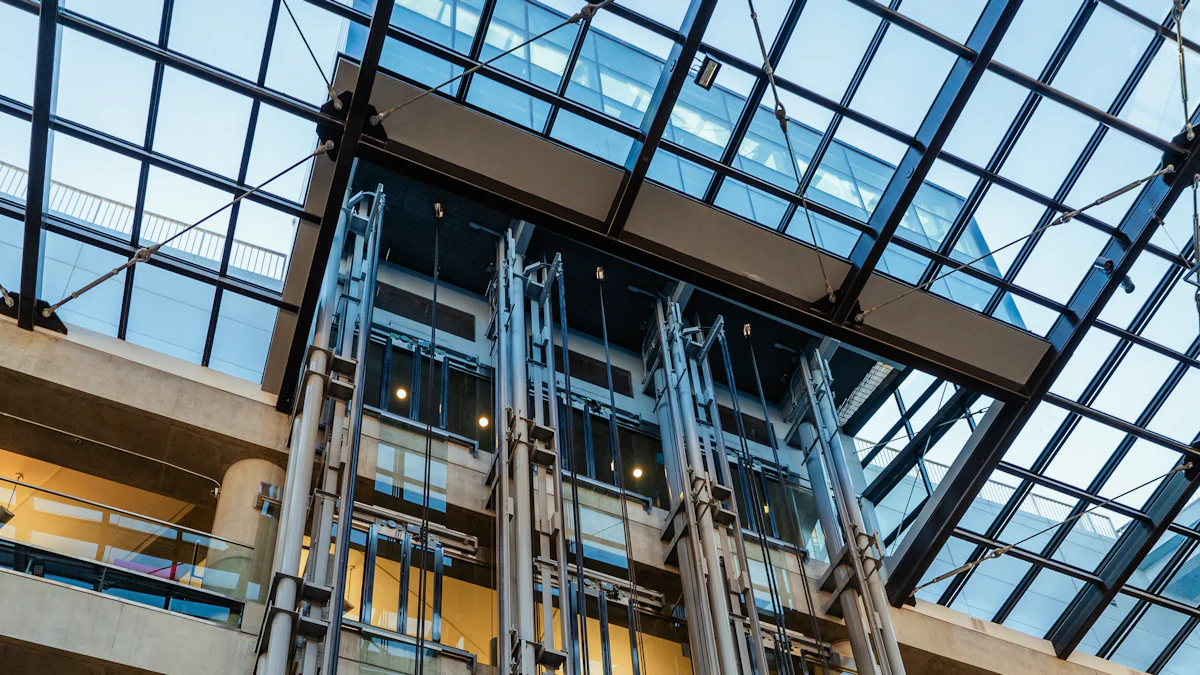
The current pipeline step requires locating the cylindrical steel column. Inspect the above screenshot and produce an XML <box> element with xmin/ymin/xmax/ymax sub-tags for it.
<box><xmin>509</xmin><ymin>253</ymin><xmax>537</xmax><ymax>675</ymax></box>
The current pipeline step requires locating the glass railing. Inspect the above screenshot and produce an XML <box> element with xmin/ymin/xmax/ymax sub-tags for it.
<box><xmin>0</xmin><ymin>477</ymin><xmax>265</xmax><ymax>627</ymax></box>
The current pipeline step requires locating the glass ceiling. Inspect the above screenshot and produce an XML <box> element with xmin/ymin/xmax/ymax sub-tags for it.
<box><xmin>1</xmin><ymin>0</ymin><xmax>1199</xmax><ymax>669</ymax></box>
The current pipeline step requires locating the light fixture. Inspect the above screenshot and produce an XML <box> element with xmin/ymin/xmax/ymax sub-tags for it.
<box><xmin>478</xmin><ymin>416</ymin><xmax>490</xmax><ymax>429</ymax></box>
<box><xmin>395</xmin><ymin>387</ymin><xmax>408</xmax><ymax>400</ymax></box>
<box><xmin>694</xmin><ymin>54</ymin><xmax>721</xmax><ymax>90</ymax></box>
<box><xmin>763</xmin><ymin>504</ymin><xmax>770</xmax><ymax>515</ymax></box>
<box><xmin>632</xmin><ymin>468</ymin><xmax>643</xmax><ymax>479</ymax></box>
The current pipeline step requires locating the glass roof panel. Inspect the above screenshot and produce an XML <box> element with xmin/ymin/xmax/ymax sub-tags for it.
<box><xmin>941</xmin><ymin>72</ymin><xmax>1027</xmax><ymax>167</ymax></box>
<box><xmin>1077</xmin><ymin>593</ymin><xmax>1138</xmax><ymax>655</ymax></box>
<box><xmin>812</xmin><ymin>119</ymin><xmax>906</xmax><ymax>221</ymax></box>
<box><xmin>392</xmin><ymin>0</ymin><xmax>483</xmax><ymax>54</ymax></box>
<box><xmin>997</xmin><ymin>97</ymin><xmax>1098</xmax><ymax>198</ymax></box>
<box><xmin>1141</xmin><ymin>276</ymin><xmax>1200</xmax><ymax>354</ymax></box>
<box><xmin>1162</xmin><ymin>624</ymin><xmax>1200</xmax><ymax>675</ymax></box>
<box><xmin>63</xmin><ymin>0</ymin><xmax>165</xmax><ymax>41</ymax></box>
<box><xmin>127</xmin><ymin>265</ymin><xmax>216</xmax><ymax>365</ymax></box>
<box><xmin>0</xmin><ymin>215</ymin><xmax>19</xmax><ymax>294</ymax></box>
<box><xmin>265</xmin><ymin>0</ymin><xmax>349</xmax><ymax>106</ymax></box>
<box><xmin>1012</xmin><ymin>218</ymin><xmax>1110</xmax><ymax>304</ymax></box>
<box><xmin>209</xmin><ymin>291</ymin><xmax>278</xmax><ymax>384</ymax></box>
<box><xmin>949</xmin><ymin>184</ymin><xmax>1045</xmax><ymax>276</ymax></box>
<box><xmin>1122</xmin><ymin>0</ymin><xmax>1174</xmax><ymax>22</ymax></box>
<box><xmin>57</xmin><ymin>28</ymin><xmax>155</xmax><ymax>145</ymax></box>
<box><xmin>168</xmin><ymin>0</ymin><xmax>273</xmax><ymax>80</ymax></box>
<box><xmin>1151</xmin><ymin>189</ymin><xmax>1195</xmax><ymax>252</ymax></box>
<box><xmin>646</xmin><ymin>149</ymin><xmax>716</xmax><ymax>198</ymax></box>
<box><xmin>734</xmin><ymin>91</ymin><xmax>833</xmax><ymax>192</ymax></box>
<box><xmin>229</xmin><ymin>201</ymin><xmax>297</xmax><ymax>291</ymax></box>
<box><xmin>776</xmin><ymin>0</ymin><xmax>882</xmax><ymax>102</ymax></box>
<box><xmin>0</xmin><ymin>4</ymin><xmax>36</xmax><ymax>106</ymax></box>
<box><xmin>1049</xmin><ymin>327</ymin><xmax>1120</xmax><ymax>400</ymax></box>
<box><xmin>1129</xmin><ymin>529</ymin><xmax>1190</xmax><ymax>589</ymax></box>
<box><xmin>895</xmin><ymin>0</ymin><xmax>987</xmax><ymax>44</ymax></box>
<box><xmin>549</xmin><ymin>109</ymin><xmax>635</xmax><ymax>163</ymax></box>
<box><xmin>1111</xmin><ymin>604</ymin><xmax>1190</xmax><ymax>671</ymax></box>
<box><xmin>1063</xmin><ymin>130</ymin><xmax>1161</xmax><ymax>225</ymax></box>
<box><xmin>782</xmin><ymin>207</ymin><xmax>859</xmax><ymax>257</ymax></box>
<box><xmin>245</xmin><ymin>105</ymin><xmax>319</xmax><ymax>204</ymax></box>
<box><xmin>713</xmin><ymin>177</ymin><xmax>790</xmax><ymax>228</ymax></box>
<box><xmin>41</xmin><ymin>233</ymin><xmax>127</xmax><ymax>336</ymax></box>
<box><xmin>666</xmin><ymin>60</ymin><xmax>757</xmax><ymax>161</ymax></box>
<box><xmin>565</xmin><ymin>11</ymin><xmax>670</xmax><ymax>126</ymax></box>
<box><xmin>992</xmin><ymin>0</ymin><xmax>1081</xmax><ymax>80</ymax></box>
<box><xmin>894</xmin><ymin>161</ymin><xmax>972</xmax><ymax>251</ymax></box>
<box><xmin>1052</xmin><ymin>4</ymin><xmax>1156</xmax><ymax>112</ymax></box>
<box><xmin>141</xmin><ymin>167</ymin><xmax>234</xmax><ymax>271</ymax></box>
<box><xmin>379</xmin><ymin>36</ymin><xmax>465</xmax><ymax>96</ymax></box>
<box><xmin>485</xmin><ymin>0</ymin><xmax>581</xmax><ymax>92</ymax></box>
<box><xmin>703</xmin><ymin>0</ymin><xmax>790</xmax><ymax>66</ymax></box>
<box><xmin>849</xmin><ymin>25</ymin><xmax>958</xmax><ymax>135</ymax></box>
<box><xmin>1098</xmin><ymin>440</ymin><xmax>1181</xmax><ymax>509</ymax></box>
<box><xmin>1054</xmin><ymin>506</ymin><xmax>1129</xmax><ymax>572</ymax></box>
<box><xmin>1120</xmin><ymin>41</ymin><xmax>1200</xmax><ymax>140</ymax></box>
<box><xmin>996</xmin><ymin>484</ymin><xmax>1082</xmax><ymax>552</ymax></box>
<box><xmin>992</xmin><ymin>294</ymin><xmax>1058</xmax><ymax>336</ymax></box>
<box><xmin>1099</xmin><ymin>250</ymin><xmax>1170</xmax><ymax>329</ymax></box>
<box><xmin>153</xmin><ymin>67</ymin><xmax>252</xmax><ymax>178</ymax></box>
<box><xmin>614</xmin><ymin>0</ymin><xmax>688</xmax><ymax>30</ymax></box>
<box><xmin>949</xmin><ymin>554</ymin><xmax>1034</xmax><ymax>620</ymax></box>
<box><xmin>0</xmin><ymin>114</ymin><xmax>31</xmax><ymax>204</ymax></box>
<box><xmin>1001</xmin><ymin>402</ymin><xmax>1069</xmax><ymax>469</ymax></box>
<box><xmin>1002</xmin><ymin>568</ymin><xmax>1087</xmax><ymax>638</ymax></box>
<box><xmin>1091</xmin><ymin>344</ymin><xmax>1178</xmax><ymax>422</ymax></box>
<box><xmin>47</xmin><ymin>134</ymin><xmax>142</xmax><ymax>236</ymax></box>
<box><xmin>914</xmin><ymin>536</ymin><xmax>977</xmax><ymax>602</ymax></box>
<box><xmin>467</xmin><ymin>74</ymin><xmax>551</xmax><ymax>128</ymax></box>
<box><xmin>1042</xmin><ymin>418</ymin><xmax>1125</xmax><ymax>493</ymax></box>
<box><xmin>1146</xmin><ymin>367</ymin><xmax>1200</xmax><ymax>444</ymax></box>
<box><xmin>877</xmin><ymin>244</ymin><xmax>930</xmax><ymax>284</ymax></box>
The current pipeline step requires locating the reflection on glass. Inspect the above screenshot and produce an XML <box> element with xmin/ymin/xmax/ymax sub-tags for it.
<box><xmin>1002</xmin><ymin>568</ymin><xmax>1087</xmax><ymax>638</ymax></box>
<box><xmin>550</xmin><ymin>110</ymin><xmax>636</xmax><ymax>164</ymax></box>
<box><xmin>0</xmin><ymin>4</ymin><xmax>36</xmax><ymax>105</ymax></box>
<box><xmin>484</xmin><ymin>0</ymin><xmax>579</xmax><ymax>93</ymax></box>
<box><xmin>126</xmin><ymin>265</ymin><xmax>217</xmax><ymax>364</ymax></box>
<box><xmin>141</xmin><ymin>167</ymin><xmax>233</xmax><ymax>271</ymax></box>
<box><xmin>48</xmin><ymin>133</ymin><xmax>142</xmax><ymax>237</ymax></box>
<box><xmin>0</xmin><ymin>215</ymin><xmax>22</xmax><ymax>293</ymax></box>
<box><xmin>646</xmin><ymin>150</ymin><xmax>716</xmax><ymax>198</ymax></box>
<box><xmin>1111</xmin><ymin>604</ymin><xmax>1190</xmax><ymax>671</ymax></box>
<box><xmin>467</xmin><ymin>75</ymin><xmax>551</xmax><ymax>130</ymax></box>
<box><xmin>228</xmin><ymin>201</ymin><xmax>299</xmax><ymax>290</ymax></box>
<box><xmin>209</xmin><ymin>291</ymin><xmax>278</xmax><ymax>383</ymax></box>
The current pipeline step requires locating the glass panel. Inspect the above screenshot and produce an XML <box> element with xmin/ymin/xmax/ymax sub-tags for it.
<box><xmin>1053</xmin><ymin>506</ymin><xmax>1127</xmax><ymax>572</ymax></box>
<box><xmin>47</xmin><ymin>135</ymin><xmax>142</xmax><ymax>239</ymax></box>
<box><xmin>896</xmin><ymin>160</ymin><xmax>973</xmax><ymax>250</ymax></box>
<box><xmin>1111</xmin><ymin>604</ymin><xmax>1190</xmax><ymax>671</ymax></box>
<box><xmin>445</xmin><ymin>367</ymin><xmax>494</xmax><ymax>448</ymax></box>
<box><xmin>141</xmin><ymin>167</ymin><xmax>233</xmax><ymax>270</ymax></box>
<box><xmin>550</xmin><ymin>111</ymin><xmax>636</xmax><ymax>164</ymax></box>
<box><xmin>41</xmin><ymin>232</ymin><xmax>127</xmax><ymax>335</ymax></box>
<box><xmin>1002</xmin><ymin>569</ymin><xmax>1089</xmax><ymax>638</ymax></box>
<box><xmin>1141</xmin><ymin>276</ymin><xmax>1200</xmax><ymax>354</ymax></box>
<box><xmin>1066</xmin><ymin>130</ymin><xmax>1161</xmax><ymax>226</ymax></box>
<box><xmin>665</xmin><ymin>59</ymin><xmax>756</xmax><ymax>161</ymax></box>
<box><xmin>714</xmin><ymin>177</ymin><xmax>790</xmax><ymax>228</ymax></box>
<box><xmin>126</xmin><ymin>266</ymin><xmax>217</xmax><ymax>364</ymax></box>
<box><xmin>1013</xmin><ymin>222</ymin><xmax>1110</xmax><ymax>305</ymax></box>
<box><xmin>993</xmin><ymin>0</ymin><xmax>1080</xmax><ymax>79</ymax></box>
<box><xmin>948</xmin><ymin>554</ymin><xmax>1033</xmax><ymax>620</ymax></box>
<box><xmin>1049</xmin><ymin>327</ymin><xmax>1120</xmax><ymax>400</ymax></box>
<box><xmin>245</xmin><ymin>98</ymin><xmax>320</xmax><ymax>204</ymax></box>
<box><xmin>228</xmin><ymin>201</ymin><xmax>298</xmax><ymax>290</ymax></box>
<box><xmin>373</xmin><ymin>421</ymin><xmax>450</xmax><ymax>522</ymax></box>
<box><xmin>998</xmin><ymin>97</ymin><xmax>1097</xmax><ymax>198</ymax></box>
<box><xmin>897</xmin><ymin>0</ymin><xmax>987</xmax><ymax>43</ymax></box>
<box><xmin>646</xmin><ymin>149</ymin><xmax>716</xmax><ymax>198</ymax></box>
<box><xmin>1122</xmin><ymin>41</ymin><xmax>1200</xmax><ymax>140</ymax></box>
<box><xmin>265</xmin><ymin>0</ymin><xmax>348</xmax><ymax>106</ymax></box>
<box><xmin>378</xmin><ymin>36</ymin><xmax>464</xmax><ymax>96</ymax></box>
<box><xmin>64</xmin><ymin>0</ymin><xmax>165</xmax><ymax>41</ymax></box>
<box><xmin>1100</xmin><ymin>249</ymin><xmax>1169</xmax><ymax>329</ymax></box>
<box><xmin>387</xmin><ymin>345</ymin><xmax>415</xmax><ymax>416</ymax></box>
<box><xmin>1042</xmin><ymin>416</ymin><xmax>1125</xmax><ymax>491</ymax></box>
<box><xmin>566</xmin><ymin>10</ymin><xmax>671</xmax><ymax>126</ymax></box>
<box><xmin>153</xmin><ymin>67</ymin><xmax>253</xmax><ymax>178</ymax></box>
<box><xmin>1053</xmin><ymin>4</ymin><xmax>1155</xmax><ymax>111</ymax></box>
<box><xmin>392</xmin><ymin>0</ymin><xmax>484</xmax><ymax>54</ymax></box>
<box><xmin>783</xmin><ymin>207</ymin><xmax>858</xmax><ymax>257</ymax></box>
<box><xmin>57</xmin><ymin>28</ymin><xmax>155</xmax><ymax>144</ymax></box>
<box><xmin>620</xmin><ymin>427</ymin><xmax>669</xmax><ymax>510</ymax></box>
<box><xmin>466</xmin><ymin>75</ymin><xmax>551</xmax><ymax>130</ymax></box>
<box><xmin>0</xmin><ymin>215</ymin><xmax>20</xmax><ymax>292</ymax></box>
<box><xmin>734</xmin><ymin>92</ymin><xmax>832</xmax><ymax>192</ymax></box>
<box><xmin>1147</xmin><ymin>367</ymin><xmax>1200</xmax><ymax>444</ymax></box>
<box><xmin>209</xmin><ymin>292</ymin><xmax>278</xmax><ymax>383</ymax></box>
<box><xmin>914</xmin><ymin>536</ymin><xmax>977</xmax><ymax>602</ymax></box>
<box><xmin>992</xmin><ymin>294</ymin><xmax>1058</xmax><ymax>336</ymax></box>
<box><xmin>943</xmin><ymin>72</ymin><xmax>1027</xmax><ymax>167</ymax></box>
<box><xmin>1130</xmin><ymin>529</ymin><xmax>1195</xmax><ymax>591</ymax></box>
<box><xmin>777</xmin><ymin>0</ymin><xmax>882</xmax><ymax>102</ymax></box>
<box><xmin>484</xmin><ymin>0</ymin><xmax>579</xmax><ymax>93</ymax></box>
<box><xmin>850</xmin><ymin>26</ymin><xmax>957</xmax><ymax>136</ymax></box>
<box><xmin>615</xmin><ymin>0</ymin><xmax>687</xmax><ymax>29</ymax></box>
<box><xmin>1153</xmin><ymin>185</ymin><xmax>1196</xmax><ymax>251</ymax></box>
<box><xmin>812</xmin><ymin>120</ymin><xmax>907</xmax><ymax>221</ymax></box>
<box><xmin>1163</xmin><ymin>624</ymin><xmax>1200</xmax><ymax>675</ymax></box>
<box><xmin>0</xmin><ymin>4</ymin><xmax>36</xmax><ymax>106</ymax></box>
<box><xmin>929</xmin><ymin>263</ymin><xmax>1000</xmax><ymax>313</ymax></box>
<box><xmin>1078</xmin><ymin>592</ymin><xmax>1138</xmax><ymax>655</ymax></box>
<box><xmin>1098</xmin><ymin>440</ymin><xmax>1182</xmax><ymax>510</ymax></box>
<box><xmin>0</xmin><ymin>113</ymin><xmax>30</xmax><ymax>203</ymax></box>
<box><xmin>169</xmin><ymin>0</ymin><xmax>273</xmax><ymax>80</ymax></box>
<box><xmin>1092</xmin><ymin>345</ymin><xmax>1178</xmax><ymax>423</ymax></box>
<box><xmin>950</xmin><ymin>184</ymin><xmax>1044</xmax><ymax>276</ymax></box>
<box><xmin>876</xmin><ymin>243</ymin><xmax>930</xmax><ymax>284</ymax></box>
<box><xmin>1002</xmin><ymin>402</ymin><xmax>1068</xmax><ymax>469</ymax></box>
<box><xmin>873</xmin><ymin>465</ymin><xmax>929</xmax><ymax>542</ymax></box>
<box><xmin>705</xmin><ymin>0</ymin><xmax>791</xmax><ymax>65</ymax></box>
<box><xmin>997</xmin><ymin>485</ymin><xmax>1081</xmax><ymax>553</ymax></box>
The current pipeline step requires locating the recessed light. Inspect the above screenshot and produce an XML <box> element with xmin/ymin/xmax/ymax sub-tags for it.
<box><xmin>478</xmin><ymin>416</ymin><xmax>490</xmax><ymax>428</ymax></box>
<box><xmin>632</xmin><ymin>468</ymin><xmax>643</xmax><ymax>479</ymax></box>
<box><xmin>395</xmin><ymin>387</ymin><xmax>408</xmax><ymax>400</ymax></box>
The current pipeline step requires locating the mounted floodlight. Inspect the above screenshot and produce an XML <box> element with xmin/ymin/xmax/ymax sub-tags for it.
<box><xmin>1121</xmin><ymin>276</ymin><xmax>1136</xmax><ymax>294</ymax></box>
<box><xmin>694</xmin><ymin>54</ymin><xmax>721</xmax><ymax>90</ymax></box>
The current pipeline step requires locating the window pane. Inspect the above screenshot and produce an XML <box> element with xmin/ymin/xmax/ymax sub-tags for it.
<box><xmin>993</xmin><ymin>0</ymin><xmax>1079</xmax><ymax>79</ymax></box>
<box><xmin>813</xmin><ymin>120</ymin><xmax>906</xmax><ymax>221</ymax></box>
<box><xmin>1002</xmin><ymin>569</ymin><xmax>1088</xmax><ymax>638</ymax></box>
<box><xmin>783</xmin><ymin>208</ymin><xmax>858</xmax><ymax>258</ymax></box>
<box><xmin>1092</xmin><ymin>345</ymin><xmax>1178</xmax><ymax>423</ymax></box>
<box><xmin>0</xmin><ymin>113</ymin><xmax>30</xmax><ymax>202</ymax></box>
<box><xmin>0</xmin><ymin>215</ymin><xmax>20</xmax><ymax>292</ymax></box>
<box><xmin>48</xmin><ymin>135</ymin><xmax>142</xmax><ymax>239</ymax></box>
<box><xmin>549</xmin><ymin>111</ymin><xmax>635</xmax><ymax>165</ymax></box>
<box><xmin>1147</xmin><ymin>368</ymin><xmax>1200</xmax><ymax>444</ymax></box>
<box><xmin>646</xmin><ymin>149</ymin><xmax>715</xmax><ymax>199</ymax></box>
<box><xmin>949</xmin><ymin>554</ymin><xmax>1033</xmax><ymax>621</ymax></box>
<box><xmin>850</xmin><ymin>27</ymin><xmax>957</xmax><ymax>136</ymax></box>
<box><xmin>0</xmin><ymin>4</ymin><xmax>36</xmax><ymax>106</ymax></box>
<box><xmin>1002</xmin><ymin>402</ymin><xmax>1068</xmax><ymax>469</ymax></box>
<box><xmin>169</xmin><ymin>0</ymin><xmax>273</xmax><ymax>79</ymax></box>
<box><xmin>714</xmin><ymin>177</ymin><xmax>789</xmax><ymax>229</ymax></box>
<box><xmin>41</xmin><ymin>233</ymin><xmax>127</xmax><ymax>335</ymax></box>
<box><xmin>565</xmin><ymin>11</ymin><xmax>670</xmax><ymax>127</ymax></box>
<box><xmin>126</xmin><ymin>266</ymin><xmax>217</xmax><ymax>364</ymax></box>
<box><xmin>141</xmin><ymin>167</ymin><xmax>234</xmax><ymax>270</ymax></box>
<box><xmin>1141</xmin><ymin>277</ymin><xmax>1200</xmax><ymax>354</ymax></box>
<box><xmin>64</xmin><ymin>0</ymin><xmax>164</xmax><ymax>41</ymax></box>
<box><xmin>735</xmin><ymin>91</ymin><xmax>832</xmax><ymax>193</ymax></box>
<box><xmin>378</xmin><ymin>37</ymin><xmax>464</xmax><ymax>96</ymax></box>
<box><xmin>943</xmin><ymin>72</ymin><xmax>1027</xmax><ymax>167</ymax></box>
<box><xmin>1053</xmin><ymin>4</ymin><xmax>1155</xmax><ymax>111</ymax></box>
<box><xmin>1122</xmin><ymin>40</ymin><xmax>1200</xmax><ymax>139</ymax></box>
<box><xmin>209</xmin><ymin>292</ymin><xmax>278</xmax><ymax>383</ymax></box>
<box><xmin>153</xmin><ymin>68</ymin><xmax>252</xmax><ymax>178</ymax></box>
<box><xmin>387</xmin><ymin>346</ymin><xmax>415</xmax><ymax>417</ymax></box>
<box><xmin>228</xmin><ymin>201</ymin><xmax>298</xmax><ymax>290</ymax></box>
<box><xmin>445</xmin><ymin>367</ymin><xmax>493</xmax><ymax>449</ymax></box>
<box><xmin>1163</xmin><ymin>624</ymin><xmax>1200</xmax><ymax>675</ymax></box>
<box><xmin>778</xmin><ymin>0</ymin><xmax>881</xmax><ymax>102</ymax></box>
<box><xmin>1049</xmin><ymin>328</ymin><xmax>1119</xmax><ymax>401</ymax></box>
<box><xmin>1065</xmin><ymin>130</ymin><xmax>1161</xmax><ymax>226</ymax></box>
<box><xmin>57</xmin><ymin>28</ymin><xmax>155</xmax><ymax>144</ymax></box>
<box><xmin>392</xmin><ymin>0</ymin><xmax>483</xmax><ymax>54</ymax></box>
<box><xmin>483</xmin><ymin>0</ymin><xmax>579</xmax><ymax>93</ymax></box>
<box><xmin>1077</xmin><ymin>592</ymin><xmax>1138</xmax><ymax>655</ymax></box>
<box><xmin>1111</xmin><ymin>604</ymin><xmax>1190</xmax><ymax>671</ymax></box>
<box><xmin>245</xmin><ymin>98</ymin><xmax>320</xmax><ymax>204</ymax></box>
<box><xmin>1098</xmin><ymin>440</ymin><xmax>1181</xmax><ymax>510</ymax></box>
<box><xmin>665</xmin><ymin>59</ymin><xmax>756</xmax><ymax>161</ymax></box>
<box><xmin>265</xmin><ymin>0</ymin><xmax>347</xmax><ymax>106</ymax></box>
<box><xmin>1042</xmin><ymin>417</ymin><xmax>1124</xmax><ymax>491</ymax></box>
<box><xmin>705</xmin><ymin>0</ymin><xmax>790</xmax><ymax>65</ymax></box>
<box><xmin>898</xmin><ymin>0</ymin><xmax>987</xmax><ymax>43</ymax></box>
<box><xmin>466</xmin><ymin>75</ymin><xmax>550</xmax><ymax>130</ymax></box>
<box><xmin>999</xmin><ymin>97</ymin><xmax>1097</xmax><ymax>198</ymax></box>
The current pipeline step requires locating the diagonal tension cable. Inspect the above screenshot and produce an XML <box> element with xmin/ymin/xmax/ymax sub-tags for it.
<box><xmin>370</xmin><ymin>0</ymin><xmax>613</xmax><ymax>126</ymax></box>
<box><xmin>1175</xmin><ymin>1</ymin><xmax>1194</xmax><ymax>141</ymax></box>
<box><xmin>856</xmin><ymin>164</ymin><xmax>1176</xmax><ymax>323</ymax></box>
<box><xmin>43</xmin><ymin>141</ymin><xmax>334</xmax><ymax>318</ymax></box>
<box><xmin>746</xmin><ymin>0</ymin><xmax>835</xmax><ymax>303</ymax></box>
<box><xmin>280</xmin><ymin>0</ymin><xmax>341</xmax><ymax>109</ymax></box>
<box><xmin>911</xmin><ymin>461</ymin><xmax>1194</xmax><ymax>596</ymax></box>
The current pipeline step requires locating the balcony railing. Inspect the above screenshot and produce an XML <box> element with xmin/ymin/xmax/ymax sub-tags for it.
<box><xmin>0</xmin><ymin>160</ymin><xmax>290</xmax><ymax>283</ymax></box>
<box><xmin>0</xmin><ymin>476</ymin><xmax>267</xmax><ymax>627</ymax></box>
<box><xmin>855</xmin><ymin>438</ymin><xmax>1118</xmax><ymax>540</ymax></box>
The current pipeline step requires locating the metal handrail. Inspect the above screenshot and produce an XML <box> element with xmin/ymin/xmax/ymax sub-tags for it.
<box><xmin>0</xmin><ymin>475</ymin><xmax>252</xmax><ymax>549</ymax></box>
<box><xmin>0</xmin><ymin>160</ymin><xmax>289</xmax><ymax>282</ymax></box>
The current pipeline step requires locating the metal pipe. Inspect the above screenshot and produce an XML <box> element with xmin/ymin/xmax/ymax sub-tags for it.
<box><xmin>494</xmin><ymin>237</ymin><xmax>512</xmax><ymax>675</ymax></box>
<box><xmin>804</xmin><ymin>354</ymin><xmax>905</xmax><ymax>675</ymax></box>
<box><xmin>663</xmin><ymin>303</ymin><xmax>740</xmax><ymax>675</ymax></box>
<box><xmin>325</xmin><ymin>189</ymin><xmax>384</xmax><ymax>675</ymax></box>
<box><xmin>510</xmin><ymin>250</ymin><xmax>537</xmax><ymax>675</ymax></box>
<box><xmin>800</xmin><ymin>422</ymin><xmax>876</xmax><ymax>675</ymax></box>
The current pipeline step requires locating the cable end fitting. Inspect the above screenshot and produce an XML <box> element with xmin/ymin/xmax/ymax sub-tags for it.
<box><xmin>317</xmin><ymin>140</ymin><xmax>336</xmax><ymax>155</ymax></box>
<box><xmin>40</xmin><ymin>307</ymin><xmax>52</xmax><ymax>318</ymax></box>
<box><xmin>2</xmin><ymin>295</ymin><xmax>12</xmax><ymax>309</ymax></box>
<box><xmin>433</xmin><ymin>202</ymin><xmax>444</xmax><ymax>219</ymax></box>
<box><xmin>743</xmin><ymin>323</ymin><xmax>751</xmax><ymax>338</ymax></box>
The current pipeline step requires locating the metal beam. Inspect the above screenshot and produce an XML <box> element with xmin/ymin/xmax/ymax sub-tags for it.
<box><xmin>16</xmin><ymin>0</ymin><xmax>60</xmax><ymax>329</ymax></box>
<box><xmin>605</xmin><ymin>0</ymin><xmax>717</xmax><ymax>237</ymax></box>
<box><xmin>1046</xmin><ymin>462</ymin><xmax>1200</xmax><ymax>657</ymax></box>
<box><xmin>829</xmin><ymin>0</ymin><xmax>1021</xmax><ymax>323</ymax></box>
<box><xmin>276</xmin><ymin>0</ymin><xmax>394</xmax><ymax>412</ymax></box>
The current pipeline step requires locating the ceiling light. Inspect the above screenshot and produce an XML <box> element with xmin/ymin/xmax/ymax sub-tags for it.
<box><xmin>478</xmin><ymin>416</ymin><xmax>490</xmax><ymax>428</ymax></box>
<box><xmin>694</xmin><ymin>54</ymin><xmax>721</xmax><ymax>90</ymax></box>
<box><xmin>395</xmin><ymin>387</ymin><xmax>408</xmax><ymax>400</ymax></box>
<box><xmin>632</xmin><ymin>468</ymin><xmax>643</xmax><ymax>479</ymax></box>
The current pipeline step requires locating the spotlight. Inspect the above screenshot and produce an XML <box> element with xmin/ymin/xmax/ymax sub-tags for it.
<box><xmin>395</xmin><ymin>387</ymin><xmax>408</xmax><ymax>400</ymax></box>
<box><xmin>694</xmin><ymin>54</ymin><xmax>721</xmax><ymax>90</ymax></box>
<box><xmin>632</xmin><ymin>468</ymin><xmax>643</xmax><ymax>479</ymax></box>
<box><xmin>478</xmin><ymin>416</ymin><xmax>490</xmax><ymax>429</ymax></box>
<box><xmin>762</xmin><ymin>504</ymin><xmax>770</xmax><ymax>514</ymax></box>
<box><xmin>1120</xmin><ymin>276</ymin><xmax>1136</xmax><ymax>294</ymax></box>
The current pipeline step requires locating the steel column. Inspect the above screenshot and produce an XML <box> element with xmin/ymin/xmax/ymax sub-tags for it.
<box><xmin>828</xmin><ymin>0</ymin><xmax>1022</xmax><ymax>323</ymax></box>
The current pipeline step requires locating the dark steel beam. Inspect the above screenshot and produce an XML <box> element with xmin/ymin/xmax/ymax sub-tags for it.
<box><xmin>1046</xmin><ymin>461</ymin><xmax>1200</xmax><ymax>656</ymax></box>
<box><xmin>276</xmin><ymin>0</ymin><xmax>394</xmax><ymax>412</ymax></box>
<box><xmin>605</xmin><ymin>0</ymin><xmax>717</xmax><ymax>237</ymax></box>
<box><xmin>863</xmin><ymin>386</ymin><xmax>978</xmax><ymax>503</ymax></box>
<box><xmin>17</xmin><ymin>0</ymin><xmax>60</xmax><ymax>329</ymax></box>
<box><xmin>829</xmin><ymin>0</ymin><xmax>1022</xmax><ymax>323</ymax></box>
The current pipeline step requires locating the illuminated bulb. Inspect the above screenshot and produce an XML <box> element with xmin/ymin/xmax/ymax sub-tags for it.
<box><xmin>478</xmin><ymin>416</ymin><xmax>490</xmax><ymax>429</ymax></box>
<box><xmin>763</xmin><ymin>504</ymin><xmax>770</xmax><ymax>514</ymax></box>
<box><xmin>632</xmin><ymin>468</ymin><xmax>643</xmax><ymax>479</ymax></box>
<box><xmin>395</xmin><ymin>387</ymin><xmax>408</xmax><ymax>400</ymax></box>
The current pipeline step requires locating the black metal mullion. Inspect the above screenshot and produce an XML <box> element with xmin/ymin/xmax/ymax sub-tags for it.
<box><xmin>701</xmin><ymin>0</ymin><xmax>809</xmax><ymax>204</ymax></box>
<box><xmin>1151</xmin><ymin>617</ymin><xmax>1200</xmax><ymax>672</ymax></box>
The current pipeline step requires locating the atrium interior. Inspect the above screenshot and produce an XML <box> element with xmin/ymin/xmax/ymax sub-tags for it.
<box><xmin>2</xmin><ymin>1</ymin><xmax>1200</xmax><ymax>675</ymax></box>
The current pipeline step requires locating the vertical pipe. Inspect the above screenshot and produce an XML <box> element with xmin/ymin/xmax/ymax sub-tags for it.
<box><xmin>664</xmin><ymin>305</ymin><xmax>740</xmax><ymax>675</ymax></box>
<box><xmin>510</xmin><ymin>253</ymin><xmax>537</xmax><ymax>675</ymax></box>
<box><xmin>495</xmin><ymin>238</ymin><xmax>512</xmax><ymax>675</ymax></box>
<box><xmin>805</xmin><ymin>354</ymin><xmax>905</xmax><ymax>675</ymax></box>
<box><xmin>544</xmin><ymin>273</ymin><xmax>575</xmax><ymax>675</ymax></box>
